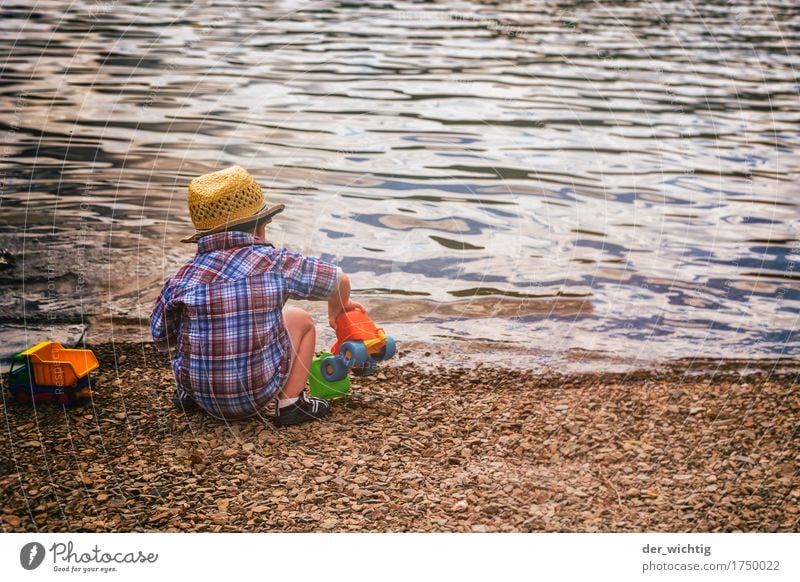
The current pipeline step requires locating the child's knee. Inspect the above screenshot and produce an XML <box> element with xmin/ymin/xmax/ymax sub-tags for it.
<box><xmin>284</xmin><ymin>306</ymin><xmax>314</xmax><ymax>332</ymax></box>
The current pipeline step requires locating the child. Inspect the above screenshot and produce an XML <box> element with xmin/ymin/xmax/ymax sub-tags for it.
<box><xmin>150</xmin><ymin>165</ymin><xmax>362</xmax><ymax>426</ymax></box>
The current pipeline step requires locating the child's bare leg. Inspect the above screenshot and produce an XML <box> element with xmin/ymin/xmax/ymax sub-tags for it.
<box><xmin>279</xmin><ymin>306</ymin><xmax>316</xmax><ymax>399</ymax></box>
<box><xmin>273</xmin><ymin>306</ymin><xmax>331</xmax><ymax>426</ymax></box>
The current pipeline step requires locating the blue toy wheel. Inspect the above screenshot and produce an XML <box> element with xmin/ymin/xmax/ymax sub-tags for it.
<box><xmin>378</xmin><ymin>336</ymin><xmax>396</xmax><ymax>361</ymax></box>
<box><xmin>320</xmin><ymin>356</ymin><xmax>348</xmax><ymax>382</ymax></box>
<box><xmin>340</xmin><ymin>341</ymin><xmax>368</xmax><ymax>367</ymax></box>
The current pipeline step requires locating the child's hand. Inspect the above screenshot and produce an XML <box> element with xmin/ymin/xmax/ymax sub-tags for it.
<box><xmin>327</xmin><ymin>272</ymin><xmax>365</xmax><ymax>329</ymax></box>
<box><xmin>328</xmin><ymin>301</ymin><xmax>365</xmax><ymax>330</ymax></box>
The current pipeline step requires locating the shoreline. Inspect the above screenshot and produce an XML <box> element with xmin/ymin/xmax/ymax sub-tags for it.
<box><xmin>3</xmin><ymin>319</ymin><xmax>799</xmax><ymax>376</ymax></box>
<box><xmin>1</xmin><ymin>341</ymin><xmax>797</xmax><ymax>532</ymax></box>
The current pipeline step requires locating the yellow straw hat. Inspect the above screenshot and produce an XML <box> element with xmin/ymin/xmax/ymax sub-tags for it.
<box><xmin>181</xmin><ymin>165</ymin><xmax>284</xmax><ymax>243</ymax></box>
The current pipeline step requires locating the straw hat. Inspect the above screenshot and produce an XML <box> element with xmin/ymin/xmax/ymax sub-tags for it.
<box><xmin>181</xmin><ymin>166</ymin><xmax>284</xmax><ymax>243</ymax></box>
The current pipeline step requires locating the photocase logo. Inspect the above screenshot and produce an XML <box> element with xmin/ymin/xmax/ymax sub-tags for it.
<box><xmin>20</xmin><ymin>542</ymin><xmax>46</xmax><ymax>570</ymax></box>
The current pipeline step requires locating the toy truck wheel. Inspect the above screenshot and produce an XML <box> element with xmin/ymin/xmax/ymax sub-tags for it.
<box><xmin>378</xmin><ymin>336</ymin><xmax>396</xmax><ymax>361</ymax></box>
<box><xmin>321</xmin><ymin>356</ymin><xmax>348</xmax><ymax>382</ymax></box>
<box><xmin>340</xmin><ymin>341</ymin><xmax>368</xmax><ymax>367</ymax></box>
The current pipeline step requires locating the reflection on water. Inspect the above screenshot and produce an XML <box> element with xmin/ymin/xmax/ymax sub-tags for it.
<box><xmin>1</xmin><ymin>1</ymin><xmax>798</xmax><ymax>366</ymax></box>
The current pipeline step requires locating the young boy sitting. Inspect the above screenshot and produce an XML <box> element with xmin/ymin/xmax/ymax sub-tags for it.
<box><xmin>150</xmin><ymin>165</ymin><xmax>361</xmax><ymax>426</ymax></box>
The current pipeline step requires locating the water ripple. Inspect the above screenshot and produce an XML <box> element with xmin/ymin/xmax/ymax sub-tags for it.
<box><xmin>1</xmin><ymin>0</ymin><xmax>798</xmax><ymax>364</ymax></box>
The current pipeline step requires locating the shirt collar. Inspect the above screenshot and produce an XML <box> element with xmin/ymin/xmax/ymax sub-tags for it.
<box><xmin>196</xmin><ymin>231</ymin><xmax>271</xmax><ymax>254</ymax></box>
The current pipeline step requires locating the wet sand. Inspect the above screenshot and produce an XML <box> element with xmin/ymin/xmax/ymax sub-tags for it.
<box><xmin>1</xmin><ymin>342</ymin><xmax>797</xmax><ymax>532</ymax></box>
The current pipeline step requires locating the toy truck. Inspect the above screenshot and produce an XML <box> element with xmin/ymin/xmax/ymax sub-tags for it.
<box><xmin>308</xmin><ymin>351</ymin><xmax>351</xmax><ymax>400</ymax></box>
<box><xmin>319</xmin><ymin>307</ymin><xmax>396</xmax><ymax>382</ymax></box>
<box><xmin>5</xmin><ymin>341</ymin><xmax>98</xmax><ymax>407</ymax></box>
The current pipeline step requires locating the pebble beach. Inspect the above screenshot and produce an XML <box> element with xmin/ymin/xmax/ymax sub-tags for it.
<box><xmin>2</xmin><ymin>342</ymin><xmax>797</xmax><ymax>533</ymax></box>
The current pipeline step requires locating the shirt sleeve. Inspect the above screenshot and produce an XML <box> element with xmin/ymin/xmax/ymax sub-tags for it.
<box><xmin>278</xmin><ymin>249</ymin><xmax>341</xmax><ymax>301</ymax></box>
<box><xmin>150</xmin><ymin>280</ymin><xmax>181</xmax><ymax>352</ymax></box>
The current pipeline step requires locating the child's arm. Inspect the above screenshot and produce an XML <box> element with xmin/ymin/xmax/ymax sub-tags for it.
<box><xmin>150</xmin><ymin>284</ymin><xmax>179</xmax><ymax>353</ymax></box>
<box><xmin>276</xmin><ymin>249</ymin><xmax>363</xmax><ymax>327</ymax></box>
<box><xmin>327</xmin><ymin>272</ymin><xmax>365</xmax><ymax>329</ymax></box>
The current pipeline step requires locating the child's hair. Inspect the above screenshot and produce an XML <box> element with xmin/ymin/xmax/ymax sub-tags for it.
<box><xmin>229</xmin><ymin>215</ymin><xmax>272</xmax><ymax>234</ymax></box>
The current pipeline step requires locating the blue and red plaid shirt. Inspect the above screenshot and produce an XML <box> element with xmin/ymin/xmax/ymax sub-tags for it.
<box><xmin>150</xmin><ymin>231</ymin><xmax>340</xmax><ymax>419</ymax></box>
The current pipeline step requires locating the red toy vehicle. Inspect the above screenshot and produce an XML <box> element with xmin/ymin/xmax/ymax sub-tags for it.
<box><xmin>320</xmin><ymin>307</ymin><xmax>396</xmax><ymax>382</ymax></box>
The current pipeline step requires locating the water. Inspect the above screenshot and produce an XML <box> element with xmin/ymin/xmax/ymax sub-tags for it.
<box><xmin>1</xmin><ymin>1</ymin><xmax>798</xmax><ymax>369</ymax></box>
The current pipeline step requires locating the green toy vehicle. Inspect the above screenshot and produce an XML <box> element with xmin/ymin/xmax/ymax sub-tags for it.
<box><xmin>308</xmin><ymin>352</ymin><xmax>351</xmax><ymax>399</ymax></box>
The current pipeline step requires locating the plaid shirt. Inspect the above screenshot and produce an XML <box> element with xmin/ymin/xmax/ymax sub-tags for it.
<box><xmin>150</xmin><ymin>231</ymin><xmax>340</xmax><ymax>419</ymax></box>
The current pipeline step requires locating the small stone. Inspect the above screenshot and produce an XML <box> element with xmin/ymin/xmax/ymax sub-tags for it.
<box><xmin>452</xmin><ymin>500</ymin><xmax>468</xmax><ymax>512</ymax></box>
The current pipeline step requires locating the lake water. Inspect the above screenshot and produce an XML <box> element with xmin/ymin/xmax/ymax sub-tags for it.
<box><xmin>1</xmin><ymin>1</ymin><xmax>798</xmax><ymax>369</ymax></box>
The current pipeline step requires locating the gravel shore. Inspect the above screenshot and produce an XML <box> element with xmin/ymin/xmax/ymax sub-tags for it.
<box><xmin>1</xmin><ymin>342</ymin><xmax>797</xmax><ymax>532</ymax></box>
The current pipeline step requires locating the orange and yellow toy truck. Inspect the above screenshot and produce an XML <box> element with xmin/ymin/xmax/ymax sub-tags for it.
<box><xmin>318</xmin><ymin>307</ymin><xmax>396</xmax><ymax>383</ymax></box>
<box><xmin>5</xmin><ymin>341</ymin><xmax>98</xmax><ymax>407</ymax></box>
